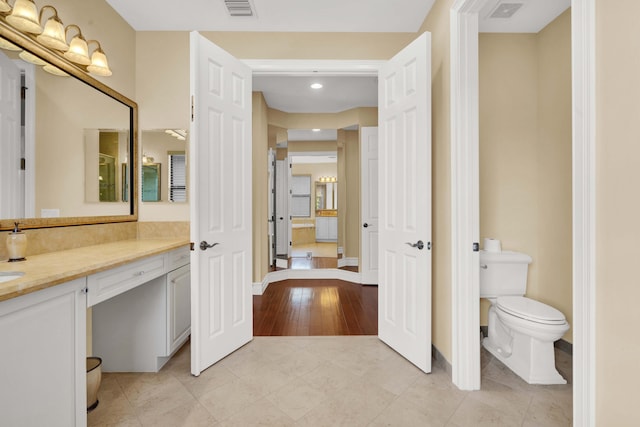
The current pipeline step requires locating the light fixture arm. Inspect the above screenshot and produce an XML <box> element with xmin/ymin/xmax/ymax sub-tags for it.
<box><xmin>38</xmin><ymin>5</ymin><xmax>60</xmax><ymax>23</ymax></box>
<box><xmin>64</xmin><ymin>24</ymin><xmax>83</xmax><ymax>42</ymax></box>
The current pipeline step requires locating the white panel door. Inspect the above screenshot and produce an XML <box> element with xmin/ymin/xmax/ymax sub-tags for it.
<box><xmin>378</xmin><ymin>32</ymin><xmax>432</xmax><ymax>373</ymax></box>
<box><xmin>361</xmin><ymin>126</ymin><xmax>379</xmax><ymax>284</ymax></box>
<box><xmin>190</xmin><ymin>32</ymin><xmax>252</xmax><ymax>376</ymax></box>
<box><xmin>0</xmin><ymin>52</ymin><xmax>22</xmax><ymax>219</ymax></box>
<box><xmin>267</xmin><ymin>148</ymin><xmax>275</xmax><ymax>265</ymax></box>
<box><xmin>275</xmin><ymin>159</ymin><xmax>288</xmax><ymax>256</ymax></box>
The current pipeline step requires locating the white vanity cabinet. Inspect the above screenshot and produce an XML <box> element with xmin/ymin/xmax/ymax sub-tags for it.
<box><xmin>91</xmin><ymin>246</ymin><xmax>190</xmax><ymax>372</ymax></box>
<box><xmin>0</xmin><ymin>278</ymin><xmax>87</xmax><ymax>427</ymax></box>
<box><xmin>315</xmin><ymin>216</ymin><xmax>338</xmax><ymax>242</ymax></box>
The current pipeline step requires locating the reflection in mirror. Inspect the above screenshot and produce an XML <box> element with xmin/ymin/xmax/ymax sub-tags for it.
<box><xmin>141</xmin><ymin>130</ymin><xmax>188</xmax><ymax>204</ymax></box>
<box><xmin>141</xmin><ymin>163</ymin><xmax>161</xmax><ymax>202</ymax></box>
<box><xmin>0</xmin><ymin>22</ymin><xmax>137</xmax><ymax>230</ymax></box>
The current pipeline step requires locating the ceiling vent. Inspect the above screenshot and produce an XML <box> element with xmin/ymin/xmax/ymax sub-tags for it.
<box><xmin>224</xmin><ymin>0</ymin><xmax>254</xmax><ymax>17</ymax></box>
<box><xmin>489</xmin><ymin>2</ymin><xmax>524</xmax><ymax>19</ymax></box>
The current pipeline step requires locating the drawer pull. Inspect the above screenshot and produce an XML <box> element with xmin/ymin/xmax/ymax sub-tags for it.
<box><xmin>134</xmin><ymin>270</ymin><xmax>146</xmax><ymax>276</ymax></box>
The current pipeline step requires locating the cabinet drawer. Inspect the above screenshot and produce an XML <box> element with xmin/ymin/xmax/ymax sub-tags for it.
<box><xmin>87</xmin><ymin>254</ymin><xmax>167</xmax><ymax>307</ymax></box>
<box><xmin>168</xmin><ymin>246</ymin><xmax>191</xmax><ymax>271</ymax></box>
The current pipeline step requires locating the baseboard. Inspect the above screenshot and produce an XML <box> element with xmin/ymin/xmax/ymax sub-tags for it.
<box><xmin>337</xmin><ymin>257</ymin><xmax>358</xmax><ymax>268</ymax></box>
<box><xmin>275</xmin><ymin>258</ymin><xmax>288</xmax><ymax>269</ymax></box>
<box><xmin>480</xmin><ymin>325</ymin><xmax>573</xmax><ymax>356</ymax></box>
<box><xmin>432</xmin><ymin>344</ymin><xmax>452</xmax><ymax>378</ymax></box>
<box><xmin>252</xmin><ymin>276</ymin><xmax>269</xmax><ymax>295</ymax></box>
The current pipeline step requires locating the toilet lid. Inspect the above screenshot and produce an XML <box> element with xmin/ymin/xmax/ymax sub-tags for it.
<box><xmin>496</xmin><ymin>296</ymin><xmax>566</xmax><ymax>324</ymax></box>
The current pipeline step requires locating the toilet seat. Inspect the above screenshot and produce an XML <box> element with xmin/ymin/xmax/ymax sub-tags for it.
<box><xmin>496</xmin><ymin>296</ymin><xmax>566</xmax><ymax>325</ymax></box>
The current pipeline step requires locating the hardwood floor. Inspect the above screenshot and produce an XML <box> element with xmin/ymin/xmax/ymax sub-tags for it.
<box><xmin>253</xmin><ymin>279</ymin><xmax>378</xmax><ymax>336</ymax></box>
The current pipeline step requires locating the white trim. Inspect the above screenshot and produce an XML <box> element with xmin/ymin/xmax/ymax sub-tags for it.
<box><xmin>571</xmin><ymin>0</ymin><xmax>596</xmax><ymax>424</ymax></box>
<box><xmin>337</xmin><ymin>257</ymin><xmax>359</xmax><ymax>268</ymax></box>
<box><xmin>243</xmin><ymin>59</ymin><xmax>384</xmax><ymax>76</ymax></box>
<box><xmin>257</xmin><ymin>268</ymin><xmax>364</xmax><ymax>295</ymax></box>
<box><xmin>252</xmin><ymin>275</ymin><xmax>269</xmax><ymax>295</ymax></box>
<box><xmin>450</xmin><ymin>0</ymin><xmax>485</xmax><ymax>391</ymax></box>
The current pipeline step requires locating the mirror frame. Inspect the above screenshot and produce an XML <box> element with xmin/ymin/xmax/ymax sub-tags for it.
<box><xmin>0</xmin><ymin>18</ymin><xmax>138</xmax><ymax>231</ymax></box>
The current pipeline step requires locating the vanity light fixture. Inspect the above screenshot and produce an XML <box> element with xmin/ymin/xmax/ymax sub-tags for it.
<box><xmin>18</xmin><ymin>49</ymin><xmax>46</xmax><ymax>65</ymax></box>
<box><xmin>42</xmin><ymin>63</ymin><xmax>68</xmax><ymax>76</ymax></box>
<box><xmin>63</xmin><ymin>25</ymin><xmax>90</xmax><ymax>65</ymax></box>
<box><xmin>0</xmin><ymin>2</ymin><xmax>113</xmax><ymax>76</ymax></box>
<box><xmin>310</xmin><ymin>83</ymin><xmax>323</xmax><ymax>89</ymax></box>
<box><xmin>312</xmin><ymin>128</ymin><xmax>321</xmax><ymax>132</ymax></box>
<box><xmin>0</xmin><ymin>37</ymin><xmax>21</xmax><ymax>51</ymax></box>
<box><xmin>6</xmin><ymin>0</ymin><xmax>42</xmax><ymax>34</ymax></box>
<box><xmin>165</xmin><ymin>129</ymin><xmax>187</xmax><ymax>141</ymax></box>
<box><xmin>0</xmin><ymin>0</ymin><xmax>11</xmax><ymax>13</ymax></box>
<box><xmin>86</xmin><ymin>40</ymin><xmax>111</xmax><ymax>76</ymax></box>
<box><xmin>36</xmin><ymin>6</ymin><xmax>68</xmax><ymax>51</ymax></box>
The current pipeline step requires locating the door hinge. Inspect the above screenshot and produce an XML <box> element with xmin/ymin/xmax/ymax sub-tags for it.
<box><xmin>20</xmin><ymin>158</ymin><xmax>25</xmax><ymax>170</ymax></box>
<box><xmin>191</xmin><ymin>95</ymin><xmax>195</xmax><ymax>122</ymax></box>
<box><xmin>427</xmin><ymin>241</ymin><xmax>432</xmax><ymax>250</ymax></box>
<box><xmin>289</xmin><ymin>241</ymin><xmax>292</xmax><ymax>246</ymax></box>
<box><xmin>190</xmin><ymin>242</ymin><xmax>195</xmax><ymax>251</ymax></box>
<box><xmin>473</xmin><ymin>242</ymin><xmax>479</xmax><ymax>252</ymax></box>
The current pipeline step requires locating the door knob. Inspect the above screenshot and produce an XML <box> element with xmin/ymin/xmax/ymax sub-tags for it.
<box><xmin>199</xmin><ymin>241</ymin><xmax>219</xmax><ymax>251</ymax></box>
<box><xmin>406</xmin><ymin>240</ymin><xmax>425</xmax><ymax>250</ymax></box>
<box><xmin>363</xmin><ymin>223</ymin><xmax>369</xmax><ymax>228</ymax></box>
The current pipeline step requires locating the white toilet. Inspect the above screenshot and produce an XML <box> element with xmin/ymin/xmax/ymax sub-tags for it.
<box><xmin>480</xmin><ymin>249</ymin><xmax>569</xmax><ymax>385</ymax></box>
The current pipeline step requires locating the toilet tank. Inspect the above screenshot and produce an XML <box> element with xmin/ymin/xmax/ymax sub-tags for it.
<box><xmin>479</xmin><ymin>250</ymin><xmax>532</xmax><ymax>298</ymax></box>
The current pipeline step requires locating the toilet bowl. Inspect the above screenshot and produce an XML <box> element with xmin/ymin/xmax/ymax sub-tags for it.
<box><xmin>480</xmin><ymin>250</ymin><xmax>570</xmax><ymax>385</ymax></box>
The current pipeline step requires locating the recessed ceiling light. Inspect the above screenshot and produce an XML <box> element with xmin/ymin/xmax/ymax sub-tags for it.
<box><xmin>310</xmin><ymin>83</ymin><xmax>323</xmax><ymax>89</ymax></box>
<box><xmin>312</xmin><ymin>128</ymin><xmax>321</xmax><ymax>132</ymax></box>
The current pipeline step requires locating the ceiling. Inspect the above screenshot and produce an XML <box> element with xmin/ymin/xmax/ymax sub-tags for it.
<box><xmin>106</xmin><ymin>0</ymin><xmax>436</xmax><ymax>32</ymax></box>
<box><xmin>106</xmin><ymin>0</ymin><xmax>570</xmax><ymax>139</ymax></box>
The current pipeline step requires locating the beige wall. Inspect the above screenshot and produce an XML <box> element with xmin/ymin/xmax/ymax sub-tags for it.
<box><xmin>478</xmin><ymin>10</ymin><xmax>572</xmax><ymax>343</ymax></box>
<box><xmin>596</xmin><ymin>0</ymin><xmax>640</xmax><ymax>422</ymax></box>
<box><xmin>419</xmin><ymin>0</ymin><xmax>454</xmax><ymax>363</ymax></box>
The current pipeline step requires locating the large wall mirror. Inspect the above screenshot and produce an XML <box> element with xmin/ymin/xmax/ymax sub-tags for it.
<box><xmin>0</xmin><ymin>20</ymin><xmax>137</xmax><ymax>231</ymax></box>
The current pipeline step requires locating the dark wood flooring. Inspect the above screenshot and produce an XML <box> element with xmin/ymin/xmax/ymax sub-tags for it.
<box><xmin>253</xmin><ymin>279</ymin><xmax>378</xmax><ymax>336</ymax></box>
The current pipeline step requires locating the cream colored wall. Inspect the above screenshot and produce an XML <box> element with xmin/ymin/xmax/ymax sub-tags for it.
<box><xmin>596</xmin><ymin>0</ymin><xmax>640</xmax><ymax>422</ymax></box>
<box><xmin>534</xmin><ymin>10</ymin><xmax>573</xmax><ymax>341</ymax></box>
<box><xmin>268</xmin><ymin>107</ymin><xmax>377</xmax><ymax>130</ymax></box>
<box><xmin>478</xmin><ymin>10</ymin><xmax>573</xmax><ymax>343</ymax></box>
<box><xmin>135</xmin><ymin>32</ymin><xmax>190</xmax><ymax>222</ymax></box>
<box><xmin>418</xmin><ymin>0</ymin><xmax>454</xmax><ymax>363</ymax></box>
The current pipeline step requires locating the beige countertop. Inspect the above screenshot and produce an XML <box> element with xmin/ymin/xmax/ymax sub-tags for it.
<box><xmin>0</xmin><ymin>238</ymin><xmax>190</xmax><ymax>303</ymax></box>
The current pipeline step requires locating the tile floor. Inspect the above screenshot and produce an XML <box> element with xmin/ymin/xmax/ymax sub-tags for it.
<box><xmin>88</xmin><ymin>337</ymin><xmax>572</xmax><ymax>426</ymax></box>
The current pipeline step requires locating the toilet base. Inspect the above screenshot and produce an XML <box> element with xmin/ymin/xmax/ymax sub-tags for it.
<box><xmin>483</xmin><ymin>334</ymin><xmax>567</xmax><ymax>385</ymax></box>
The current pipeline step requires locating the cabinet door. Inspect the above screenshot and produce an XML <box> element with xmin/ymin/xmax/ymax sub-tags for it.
<box><xmin>167</xmin><ymin>264</ymin><xmax>191</xmax><ymax>354</ymax></box>
<box><xmin>328</xmin><ymin>217</ymin><xmax>338</xmax><ymax>240</ymax></box>
<box><xmin>315</xmin><ymin>217</ymin><xmax>328</xmax><ymax>240</ymax></box>
<box><xmin>0</xmin><ymin>279</ymin><xmax>86</xmax><ymax>427</ymax></box>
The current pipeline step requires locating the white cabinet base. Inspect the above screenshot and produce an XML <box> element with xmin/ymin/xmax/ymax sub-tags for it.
<box><xmin>0</xmin><ymin>278</ymin><xmax>87</xmax><ymax>427</ymax></box>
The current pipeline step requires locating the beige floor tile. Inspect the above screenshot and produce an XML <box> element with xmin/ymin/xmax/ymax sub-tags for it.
<box><xmin>197</xmin><ymin>377</ymin><xmax>264</xmax><ymax>421</ymax></box>
<box><xmin>467</xmin><ymin>377</ymin><xmax>533</xmax><ymax>420</ymax></box>
<box><xmin>296</xmin><ymin>379</ymin><xmax>395</xmax><ymax>427</ymax></box>
<box><xmin>241</xmin><ymin>359</ymin><xmax>299</xmax><ymax>396</ymax></box>
<box><xmin>272</xmin><ymin>347</ymin><xmax>324</xmax><ymax>377</ymax></box>
<box><xmin>522</xmin><ymin>391</ymin><xmax>572</xmax><ymax>427</ymax></box>
<box><xmin>300</xmin><ymin>361</ymin><xmax>360</xmax><ymax>395</ymax></box>
<box><xmin>217</xmin><ymin>397</ymin><xmax>295</xmax><ymax>426</ymax></box>
<box><xmin>447</xmin><ymin>396</ymin><xmax>524</xmax><ymax>427</ymax></box>
<box><xmin>370</xmin><ymin>397</ymin><xmax>450</xmax><ymax>427</ymax></box>
<box><xmin>137</xmin><ymin>400</ymin><xmax>215</xmax><ymax>427</ymax></box>
<box><xmin>180</xmin><ymin>362</ymin><xmax>237</xmax><ymax>399</ymax></box>
<box><xmin>266</xmin><ymin>377</ymin><xmax>330</xmax><ymax>420</ymax></box>
<box><xmin>363</xmin><ymin>352</ymin><xmax>424</xmax><ymax>395</ymax></box>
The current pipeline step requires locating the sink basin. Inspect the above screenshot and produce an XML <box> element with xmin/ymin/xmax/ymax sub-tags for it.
<box><xmin>0</xmin><ymin>271</ymin><xmax>25</xmax><ymax>284</ymax></box>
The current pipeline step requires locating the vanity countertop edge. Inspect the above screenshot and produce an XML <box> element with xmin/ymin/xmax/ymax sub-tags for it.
<box><xmin>0</xmin><ymin>238</ymin><xmax>190</xmax><ymax>302</ymax></box>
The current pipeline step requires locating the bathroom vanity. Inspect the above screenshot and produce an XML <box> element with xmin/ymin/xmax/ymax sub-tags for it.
<box><xmin>0</xmin><ymin>239</ymin><xmax>190</xmax><ymax>427</ymax></box>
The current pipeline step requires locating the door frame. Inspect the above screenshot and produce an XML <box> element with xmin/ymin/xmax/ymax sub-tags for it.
<box><xmin>450</xmin><ymin>0</ymin><xmax>596</xmax><ymax>425</ymax></box>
